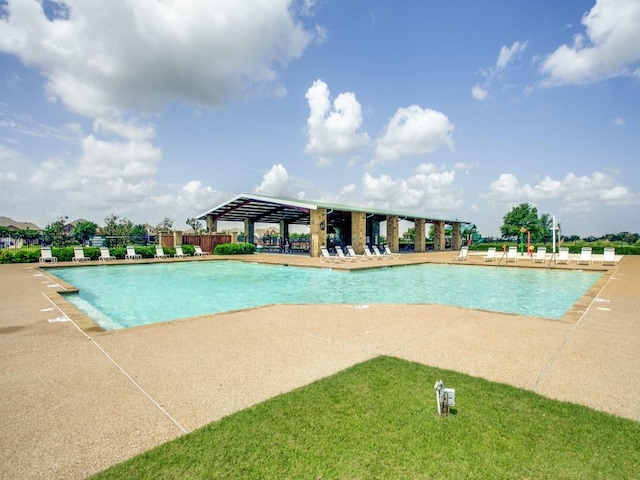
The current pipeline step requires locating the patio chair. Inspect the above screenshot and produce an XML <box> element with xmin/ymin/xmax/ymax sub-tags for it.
<box><xmin>154</xmin><ymin>246</ymin><xmax>168</xmax><ymax>259</ymax></box>
<box><xmin>556</xmin><ymin>247</ymin><xmax>570</xmax><ymax>265</ymax></box>
<box><xmin>174</xmin><ymin>246</ymin><xmax>190</xmax><ymax>258</ymax></box>
<box><xmin>383</xmin><ymin>245</ymin><xmax>401</xmax><ymax>259</ymax></box>
<box><xmin>335</xmin><ymin>246</ymin><xmax>355</xmax><ymax>262</ymax></box>
<box><xmin>320</xmin><ymin>246</ymin><xmax>338</xmax><ymax>263</ymax></box>
<box><xmin>72</xmin><ymin>246</ymin><xmax>90</xmax><ymax>262</ymax></box>
<box><xmin>99</xmin><ymin>247</ymin><xmax>116</xmax><ymax>261</ymax></box>
<box><xmin>506</xmin><ymin>246</ymin><xmax>518</xmax><ymax>262</ymax></box>
<box><xmin>364</xmin><ymin>245</ymin><xmax>383</xmax><ymax>260</ymax></box>
<box><xmin>602</xmin><ymin>247</ymin><xmax>616</xmax><ymax>266</ymax></box>
<box><xmin>483</xmin><ymin>247</ymin><xmax>496</xmax><ymax>262</ymax></box>
<box><xmin>346</xmin><ymin>245</ymin><xmax>363</xmax><ymax>261</ymax></box>
<box><xmin>39</xmin><ymin>246</ymin><xmax>58</xmax><ymax>263</ymax></box>
<box><xmin>454</xmin><ymin>246</ymin><xmax>469</xmax><ymax>262</ymax></box>
<box><xmin>532</xmin><ymin>246</ymin><xmax>546</xmax><ymax>263</ymax></box>
<box><xmin>577</xmin><ymin>247</ymin><xmax>593</xmax><ymax>265</ymax></box>
<box><xmin>125</xmin><ymin>246</ymin><xmax>142</xmax><ymax>260</ymax></box>
<box><xmin>194</xmin><ymin>246</ymin><xmax>209</xmax><ymax>256</ymax></box>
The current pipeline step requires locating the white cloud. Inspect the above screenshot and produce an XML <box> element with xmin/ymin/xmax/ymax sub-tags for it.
<box><xmin>471</xmin><ymin>84</ymin><xmax>488</xmax><ymax>101</ymax></box>
<box><xmin>497</xmin><ymin>41</ymin><xmax>528</xmax><ymax>70</ymax></box>
<box><xmin>539</xmin><ymin>0</ymin><xmax>640</xmax><ymax>85</ymax></box>
<box><xmin>613</xmin><ymin>117</ymin><xmax>625</xmax><ymax>126</ymax></box>
<box><xmin>78</xmin><ymin>135</ymin><xmax>161</xmax><ymax>180</ymax></box>
<box><xmin>93</xmin><ymin>118</ymin><xmax>155</xmax><ymax>141</ymax></box>
<box><xmin>0</xmin><ymin>0</ymin><xmax>316</xmax><ymax>117</ymax></box>
<box><xmin>304</xmin><ymin>79</ymin><xmax>370</xmax><ymax>163</ymax></box>
<box><xmin>254</xmin><ymin>164</ymin><xmax>290</xmax><ymax>196</ymax></box>
<box><xmin>484</xmin><ymin>171</ymin><xmax>640</xmax><ymax>212</ymax></box>
<box><xmin>362</xmin><ymin>163</ymin><xmax>464</xmax><ymax>214</ymax></box>
<box><xmin>372</xmin><ymin>106</ymin><xmax>454</xmax><ymax>165</ymax></box>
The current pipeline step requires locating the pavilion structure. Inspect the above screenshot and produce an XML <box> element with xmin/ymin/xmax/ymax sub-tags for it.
<box><xmin>196</xmin><ymin>193</ymin><xmax>471</xmax><ymax>258</ymax></box>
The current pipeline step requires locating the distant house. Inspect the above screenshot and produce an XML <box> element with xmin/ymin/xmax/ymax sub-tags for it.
<box><xmin>0</xmin><ymin>216</ymin><xmax>43</xmax><ymax>249</ymax></box>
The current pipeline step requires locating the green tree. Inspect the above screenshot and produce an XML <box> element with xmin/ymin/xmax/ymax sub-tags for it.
<box><xmin>538</xmin><ymin>213</ymin><xmax>554</xmax><ymax>243</ymax></box>
<box><xmin>186</xmin><ymin>217</ymin><xmax>203</xmax><ymax>233</ymax></box>
<box><xmin>43</xmin><ymin>216</ymin><xmax>68</xmax><ymax>246</ymax></box>
<box><xmin>131</xmin><ymin>224</ymin><xmax>148</xmax><ymax>236</ymax></box>
<box><xmin>155</xmin><ymin>217</ymin><xmax>174</xmax><ymax>234</ymax></box>
<box><xmin>102</xmin><ymin>214</ymin><xmax>133</xmax><ymax>236</ymax></box>
<box><xmin>72</xmin><ymin>221</ymin><xmax>98</xmax><ymax>244</ymax></box>
<box><xmin>500</xmin><ymin>204</ymin><xmax>541</xmax><ymax>240</ymax></box>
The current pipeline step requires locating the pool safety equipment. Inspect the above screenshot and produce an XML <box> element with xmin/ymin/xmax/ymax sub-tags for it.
<box><xmin>434</xmin><ymin>380</ymin><xmax>455</xmax><ymax>416</ymax></box>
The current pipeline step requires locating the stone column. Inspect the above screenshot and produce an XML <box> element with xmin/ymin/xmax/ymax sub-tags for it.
<box><xmin>452</xmin><ymin>222</ymin><xmax>462</xmax><ymax>251</ymax></box>
<box><xmin>205</xmin><ymin>216</ymin><xmax>217</xmax><ymax>233</ymax></box>
<box><xmin>310</xmin><ymin>209</ymin><xmax>327</xmax><ymax>257</ymax></box>
<box><xmin>414</xmin><ymin>218</ymin><xmax>426</xmax><ymax>252</ymax></box>
<box><xmin>244</xmin><ymin>219</ymin><xmax>254</xmax><ymax>244</ymax></box>
<box><xmin>386</xmin><ymin>215</ymin><xmax>399</xmax><ymax>252</ymax></box>
<box><xmin>173</xmin><ymin>230</ymin><xmax>183</xmax><ymax>246</ymax></box>
<box><xmin>434</xmin><ymin>221</ymin><xmax>446</xmax><ymax>252</ymax></box>
<box><xmin>351</xmin><ymin>212</ymin><xmax>366</xmax><ymax>254</ymax></box>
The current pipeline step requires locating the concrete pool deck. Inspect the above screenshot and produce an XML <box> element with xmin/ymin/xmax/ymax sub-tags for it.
<box><xmin>1</xmin><ymin>251</ymin><xmax>638</xmax><ymax>479</ymax></box>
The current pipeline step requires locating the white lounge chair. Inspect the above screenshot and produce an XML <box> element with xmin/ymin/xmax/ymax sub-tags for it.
<box><xmin>99</xmin><ymin>247</ymin><xmax>115</xmax><ymax>261</ymax></box>
<box><xmin>194</xmin><ymin>246</ymin><xmax>209</xmax><ymax>256</ymax></box>
<box><xmin>39</xmin><ymin>246</ymin><xmax>58</xmax><ymax>263</ymax></box>
<box><xmin>454</xmin><ymin>246</ymin><xmax>469</xmax><ymax>262</ymax></box>
<box><xmin>506</xmin><ymin>246</ymin><xmax>518</xmax><ymax>262</ymax></box>
<box><xmin>483</xmin><ymin>247</ymin><xmax>496</xmax><ymax>262</ymax></box>
<box><xmin>556</xmin><ymin>247</ymin><xmax>570</xmax><ymax>265</ymax></box>
<box><xmin>125</xmin><ymin>246</ymin><xmax>142</xmax><ymax>260</ymax></box>
<box><xmin>320</xmin><ymin>246</ymin><xmax>338</xmax><ymax>263</ymax></box>
<box><xmin>72</xmin><ymin>246</ymin><xmax>90</xmax><ymax>262</ymax></box>
<box><xmin>155</xmin><ymin>246</ymin><xmax>168</xmax><ymax>259</ymax></box>
<box><xmin>383</xmin><ymin>245</ymin><xmax>401</xmax><ymax>259</ymax></box>
<box><xmin>335</xmin><ymin>246</ymin><xmax>355</xmax><ymax>262</ymax></box>
<box><xmin>372</xmin><ymin>245</ymin><xmax>387</xmax><ymax>259</ymax></box>
<box><xmin>346</xmin><ymin>245</ymin><xmax>363</xmax><ymax>261</ymax></box>
<box><xmin>577</xmin><ymin>247</ymin><xmax>592</xmax><ymax>265</ymax></box>
<box><xmin>174</xmin><ymin>246</ymin><xmax>190</xmax><ymax>258</ymax></box>
<box><xmin>602</xmin><ymin>247</ymin><xmax>616</xmax><ymax>266</ymax></box>
<box><xmin>363</xmin><ymin>245</ymin><xmax>382</xmax><ymax>260</ymax></box>
<box><xmin>532</xmin><ymin>246</ymin><xmax>546</xmax><ymax>263</ymax></box>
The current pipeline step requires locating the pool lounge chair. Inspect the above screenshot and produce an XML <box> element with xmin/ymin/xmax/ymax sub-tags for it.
<box><xmin>39</xmin><ymin>246</ymin><xmax>58</xmax><ymax>263</ymax></box>
<box><xmin>556</xmin><ymin>247</ymin><xmax>570</xmax><ymax>265</ymax></box>
<box><xmin>346</xmin><ymin>245</ymin><xmax>363</xmax><ymax>261</ymax></box>
<box><xmin>602</xmin><ymin>247</ymin><xmax>616</xmax><ymax>266</ymax></box>
<box><xmin>335</xmin><ymin>246</ymin><xmax>355</xmax><ymax>262</ymax></box>
<box><xmin>194</xmin><ymin>246</ymin><xmax>209</xmax><ymax>256</ymax></box>
<box><xmin>125</xmin><ymin>246</ymin><xmax>142</xmax><ymax>260</ymax></box>
<box><xmin>483</xmin><ymin>247</ymin><xmax>496</xmax><ymax>262</ymax></box>
<box><xmin>154</xmin><ymin>246</ymin><xmax>168</xmax><ymax>259</ymax></box>
<box><xmin>174</xmin><ymin>246</ymin><xmax>190</xmax><ymax>258</ymax></box>
<box><xmin>99</xmin><ymin>247</ymin><xmax>116</xmax><ymax>261</ymax></box>
<box><xmin>320</xmin><ymin>246</ymin><xmax>338</xmax><ymax>263</ymax></box>
<box><xmin>72</xmin><ymin>246</ymin><xmax>90</xmax><ymax>262</ymax></box>
<box><xmin>364</xmin><ymin>245</ymin><xmax>383</xmax><ymax>260</ymax></box>
<box><xmin>454</xmin><ymin>246</ymin><xmax>469</xmax><ymax>262</ymax></box>
<box><xmin>506</xmin><ymin>246</ymin><xmax>518</xmax><ymax>262</ymax></box>
<box><xmin>577</xmin><ymin>247</ymin><xmax>592</xmax><ymax>265</ymax></box>
<box><xmin>532</xmin><ymin>246</ymin><xmax>546</xmax><ymax>263</ymax></box>
<box><xmin>372</xmin><ymin>245</ymin><xmax>388</xmax><ymax>259</ymax></box>
<box><xmin>383</xmin><ymin>245</ymin><xmax>401</xmax><ymax>259</ymax></box>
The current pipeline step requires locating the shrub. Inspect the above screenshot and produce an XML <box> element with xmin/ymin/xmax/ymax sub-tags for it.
<box><xmin>214</xmin><ymin>242</ymin><xmax>256</xmax><ymax>255</ymax></box>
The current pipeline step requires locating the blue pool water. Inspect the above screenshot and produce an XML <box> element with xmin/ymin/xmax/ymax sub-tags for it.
<box><xmin>51</xmin><ymin>261</ymin><xmax>602</xmax><ymax>330</ymax></box>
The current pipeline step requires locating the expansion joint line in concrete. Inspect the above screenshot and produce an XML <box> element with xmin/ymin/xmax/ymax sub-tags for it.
<box><xmin>40</xmin><ymin>290</ymin><xmax>188</xmax><ymax>435</ymax></box>
<box><xmin>530</xmin><ymin>271</ymin><xmax>617</xmax><ymax>393</ymax></box>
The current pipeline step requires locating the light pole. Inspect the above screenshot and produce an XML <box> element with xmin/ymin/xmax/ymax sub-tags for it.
<box><xmin>520</xmin><ymin>227</ymin><xmax>527</xmax><ymax>256</ymax></box>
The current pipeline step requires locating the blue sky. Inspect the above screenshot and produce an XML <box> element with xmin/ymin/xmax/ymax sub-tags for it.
<box><xmin>1</xmin><ymin>0</ymin><xmax>639</xmax><ymax>237</ymax></box>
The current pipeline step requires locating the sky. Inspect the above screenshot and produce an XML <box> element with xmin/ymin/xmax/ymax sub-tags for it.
<box><xmin>0</xmin><ymin>0</ymin><xmax>639</xmax><ymax>238</ymax></box>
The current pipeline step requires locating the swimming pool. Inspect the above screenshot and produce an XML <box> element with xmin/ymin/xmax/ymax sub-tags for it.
<box><xmin>51</xmin><ymin>261</ymin><xmax>602</xmax><ymax>330</ymax></box>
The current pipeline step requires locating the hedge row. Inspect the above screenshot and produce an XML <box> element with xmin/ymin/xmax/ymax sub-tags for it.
<box><xmin>0</xmin><ymin>243</ymin><xmax>258</xmax><ymax>264</ymax></box>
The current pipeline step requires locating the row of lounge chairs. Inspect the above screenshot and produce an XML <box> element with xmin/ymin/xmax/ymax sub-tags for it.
<box><xmin>320</xmin><ymin>245</ymin><xmax>400</xmax><ymax>263</ymax></box>
<box><xmin>469</xmin><ymin>245</ymin><xmax>617</xmax><ymax>265</ymax></box>
<box><xmin>40</xmin><ymin>245</ymin><xmax>210</xmax><ymax>263</ymax></box>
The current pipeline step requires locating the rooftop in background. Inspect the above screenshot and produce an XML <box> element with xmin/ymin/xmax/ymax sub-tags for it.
<box><xmin>0</xmin><ymin>216</ymin><xmax>42</xmax><ymax>231</ymax></box>
<box><xmin>197</xmin><ymin>193</ymin><xmax>471</xmax><ymax>226</ymax></box>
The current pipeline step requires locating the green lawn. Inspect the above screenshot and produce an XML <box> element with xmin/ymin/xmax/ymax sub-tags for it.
<box><xmin>91</xmin><ymin>357</ymin><xmax>639</xmax><ymax>479</ymax></box>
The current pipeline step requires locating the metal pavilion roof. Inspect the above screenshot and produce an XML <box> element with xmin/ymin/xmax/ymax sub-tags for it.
<box><xmin>196</xmin><ymin>193</ymin><xmax>470</xmax><ymax>226</ymax></box>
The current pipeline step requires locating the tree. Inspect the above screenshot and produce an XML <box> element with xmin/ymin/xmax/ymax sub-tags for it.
<box><xmin>43</xmin><ymin>216</ymin><xmax>68</xmax><ymax>246</ymax></box>
<box><xmin>155</xmin><ymin>217</ymin><xmax>174</xmax><ymax>234</ymax></box>
<box><xmin>102</xmin><ymin>214</ymin><xmax>134</xmax><ymax>237</ymax></box>
<box><xmin>131</xmin><ymin>224</ymin><xmax>148</xmax><ymax>236</ymax></box>
<box><xmin>500</xmin><ymin>204</ymin><xmax>542</xmax><ymax>240</ymax></box>
<box><xmin>186</xmin><ymin>217</ymin><xmax>203</xmax><ymax>234</ymax></box>
<box><xmin>538</xmin><ymin>213</ymin><xmax>554</xmax><ymax>243</ymax></box>
<box><xmin>72</xmin><ymin>221</ymin><xmax>98</xmax><ymax>244</ymax></box>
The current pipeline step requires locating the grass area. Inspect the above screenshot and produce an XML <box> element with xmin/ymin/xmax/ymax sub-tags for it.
<box><xmin>91</xmin><ymin>357</ymin><xmax>639</xmax><ymax>479</ymax></box>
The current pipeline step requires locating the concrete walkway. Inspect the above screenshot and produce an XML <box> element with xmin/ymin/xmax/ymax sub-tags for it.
<box><xmin>1</xmin><ymin>252</ymin><xmax>638</xmax><ymax>479</ymax></box>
